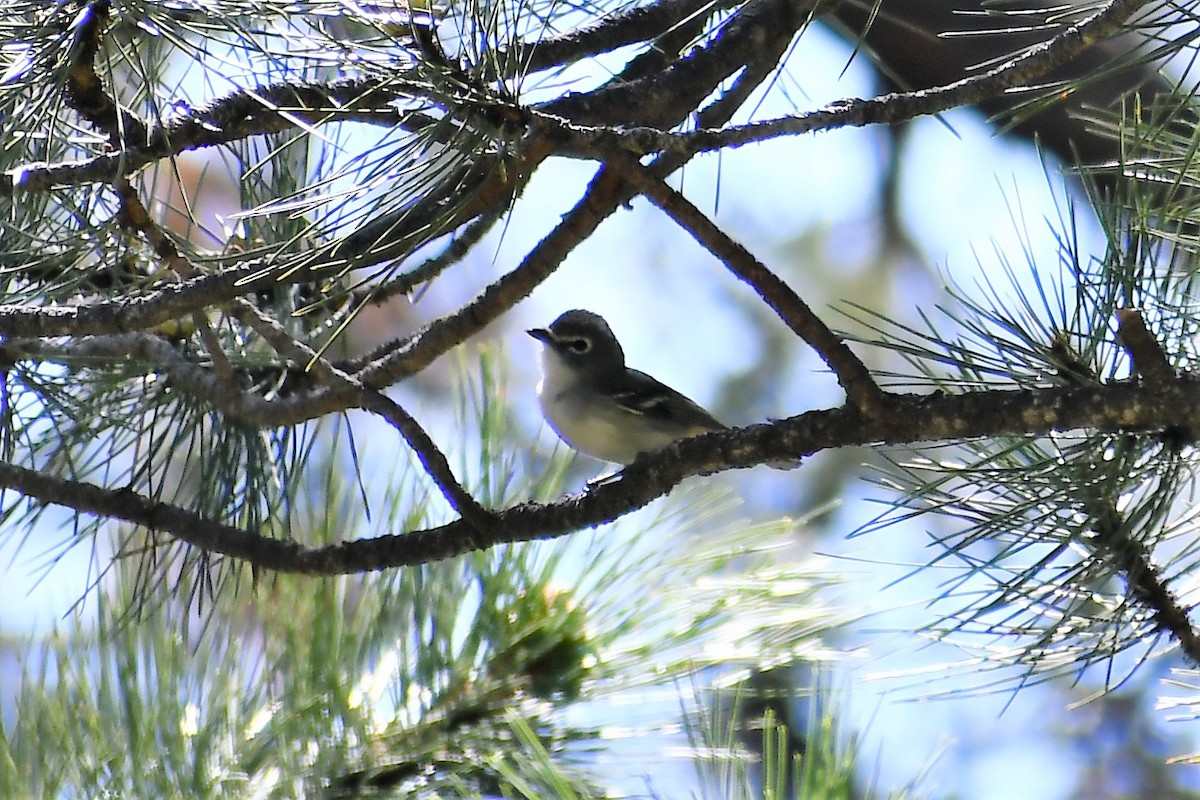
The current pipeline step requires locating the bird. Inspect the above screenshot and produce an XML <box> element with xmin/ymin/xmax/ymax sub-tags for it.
<box><xmin>527</xmin><ymin>309</ymin><xmax>728</xmax><ymax>465</ymax></box>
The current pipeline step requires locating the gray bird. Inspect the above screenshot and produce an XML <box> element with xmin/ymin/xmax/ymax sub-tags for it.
<box><xmin>528</xmin><ymin>309</ymin><xmax>727</xmax><ymax>464</ymax></box>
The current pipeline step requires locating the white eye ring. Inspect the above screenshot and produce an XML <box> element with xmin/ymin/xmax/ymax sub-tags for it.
<box><xmin>567</xmin><ymin>337</ymin><xmax>591</xmax><ymax>353</ymax></box>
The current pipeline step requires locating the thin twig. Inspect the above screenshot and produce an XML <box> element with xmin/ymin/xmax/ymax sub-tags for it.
<box><xmin>233</xmin><ymin>299</ymin><xmax>490</xmax><ymax>526</ymax></box>
<box><xmin>341</xmin><ymin>204</ymin><xmax>510</xmax><ymax>312</ymax></box>
<box><xmin>6</xmin><ymin>333</ymin><xmax>351</xmax><ymax>426</ymax></box>
<box><xmin>111</xmin><ymin>178</ymin><xmax>238</xmax><ymax>385</ymax></box>
<box><xmin>2</xmin><ymin>79</ymin><xmax>440</xmax><ymax>195</ymax></box>
<box><xmin>356</xmin><ymin>388</ymin><xmax>493</xmax><ymax>526</ymax></box>
<box><xmin>610</xmin><ymin>157</ymin><xmax>888</xmax><ymax>415</ymax></box>
<box><xmin>529</xmin><ymin>0</ymin><xmax>1150</xmax><ymax>158</ymax></box>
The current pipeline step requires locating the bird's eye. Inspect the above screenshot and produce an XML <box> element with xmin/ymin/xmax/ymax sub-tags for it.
<box><xmin>567</xmin><ymin>337</ymin><xmax>591</xmax><ymax>353</ymax></box>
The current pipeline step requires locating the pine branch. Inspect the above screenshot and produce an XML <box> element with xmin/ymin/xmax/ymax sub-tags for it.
<box><xmin>60</xmin><ymin>0</ymin><xmax>148</xmax><ymax>146</ymax></box>
<box><xmin>528</xmin><ymin>0</ymin><xmax>1154</xmax><ymax>157</ymax></box>
<box><xmin>485</xmin><ymin>0</ymin><xmax>741</xmax><ymax>79</ymax></box>
<box><xmin>609</xmin><ymin>158</ymin><xmax>887</xmax><ymax>415</ymax></box>
<box><xmin>3</xmin><ymin>376</ymin><xmax>1197</xmax><ymax>576</ymax></box>
<box><xmin>0</xmin><ymin>0</ymin><xmax>1144</xmax><ymax>356</ymax></box>
<box><xmin>1087</xmin><ymin>494</ymin><xmax>1200</xmax><ymax>666</ymax></box>
<box><xmin>2</xmin><ymin>78</ymin><xmax>436</xmax><ymax>194</ymax></box>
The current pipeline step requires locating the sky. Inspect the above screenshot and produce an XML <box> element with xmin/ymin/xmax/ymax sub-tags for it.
<box><xmin>3</xmin><ymin>10</ymin><xmax>1198</xmax><ymax>800</ymax></box>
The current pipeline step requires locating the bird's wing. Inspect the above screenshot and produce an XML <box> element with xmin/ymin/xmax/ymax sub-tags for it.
<box><xmin>609</xmin><ymin>370</ymin><xmax>727</xmax><ymax>432</ymax></box>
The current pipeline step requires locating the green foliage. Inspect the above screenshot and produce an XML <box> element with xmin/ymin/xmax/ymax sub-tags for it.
<box><xmin>0</xmin><ymin>360</ymin><xmax>850</xmax><ymax>798</ymax></box>
<box><xmin>836</xmin><ymin>88</ymin><xmax>1200</xmax><ymax>695</ymax></box>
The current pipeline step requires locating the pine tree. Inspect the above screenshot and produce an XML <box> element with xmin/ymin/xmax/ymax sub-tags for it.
<box><xmin>0</xmin><ymin>0</ymin><xmax>1197</xmax><ymax>796</ymax></box>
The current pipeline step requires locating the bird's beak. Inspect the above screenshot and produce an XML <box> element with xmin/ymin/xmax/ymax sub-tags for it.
<box><xmin>527</xmin><ymin>327</ymin><xmax>552</xmax><ymax>343</ymax></box>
